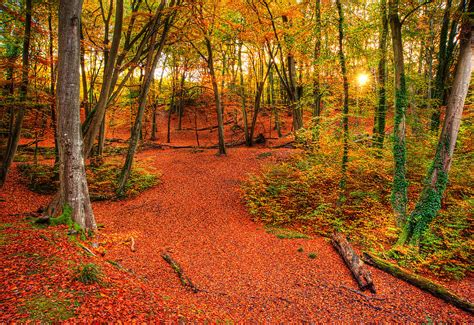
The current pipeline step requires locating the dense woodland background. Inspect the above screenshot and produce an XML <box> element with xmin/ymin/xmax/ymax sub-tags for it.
<box><xmin>0</xmin><ymin>0</ymin><xmax>473</xmax><ymax>322</ymax></box>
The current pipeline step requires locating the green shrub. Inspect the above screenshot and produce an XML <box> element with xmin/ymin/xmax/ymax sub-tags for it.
<box><xmin>75</xmin><ymin>263</ymin><xmax>102</xmax><ymax>284</ymax></box>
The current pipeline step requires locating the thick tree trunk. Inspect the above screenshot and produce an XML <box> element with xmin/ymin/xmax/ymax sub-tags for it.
<box><xmin>398</xmin><ymin>3</ymin><xmax>473</xmax><ymax>245</ymax></box>
<box><xmin>336</xmin><ymin>0</ymin><xmax>350</xmax><ymax>201</ymax></box>
<box><xmin>374</xmin><ymin>0</ymin><xmax>388</xmax><ymax>149</ymax></box>
<box><xmin>388</xmin><ymin>0</ymin><xmax>408</xmax><ymax>226</ymax></box>
<box><xmin>0</xmin><ymin>0</ymin><xmax>32</xmax><ymax>187</ymax></box>
<box><xmin>47</xmin><ymin>0</ymin><xmax>96</xmax><ymax>230</ymax></box>
<box><xmin>331</xmin><ymin>233</ymin><xmax>376</xmax><ymax>293</ymax></box>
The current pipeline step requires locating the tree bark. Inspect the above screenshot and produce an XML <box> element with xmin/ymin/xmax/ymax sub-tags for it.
<box><xmin>398</xmin><ymin>1</ymin><xmax>473</xmax><ymax>245</ymax></box>
<box><xmin>47</xmin><ymin>0</ymin><xmax>96</xmax><ymax>230</ymax></box>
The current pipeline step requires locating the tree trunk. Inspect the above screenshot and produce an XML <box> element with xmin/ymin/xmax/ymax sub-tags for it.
<box><xmin>238</xmin><ymin>42</ymin><xmax>250</xmax><ymax>146</ymax></box>
<box><xmin>336</xmin><ymin>0</ymin><xmax>350</xmax><ymax>202</ymax></box>
<box><xmin>82</xmin><ymin>0</ymin><xmax>123</xmax><ymax>158</ymax></box>
<box><xmin>398</xmin><ymin>2</ymin><xmax>473</xmax><ymax>245</ymax></box>
<box><xmin>48</xmin><ymin>6</ymin><xmax>59</xmax><ymax>165</ymax></box>
<box><xmin>0</xmin><ymin>0</ymin><xmax>32</xmax><ymax>187</ymax></box>
<box><xmin>388</xmin><ymin>0</ymin><xmax>408</xmax><ymax>226</ymax></box>
<box><xmin>47</xmin><ymin>0</ymin><xmax>96</xmax><ymax>230</ymax></box>
<box><xmin>430</xmin><ymin>0</ymin><xmax>453</xmax><ymax>131</ymax></box>
<box><xmin>331</xmin><ymin>233</ymin><xmax>376</xmax><ymax>293</ymax></box>
<box><xmin>313</xmin><ymin>0</ymin><xmax>322</xmax><ymax>121</ymax></box>
<box><xmin>374</xmin><ymin>0</ymin><xmax>388</xmax><ymax>149</ymax></box>
<box><xmin>205</xmin><ymin>36</ymin><xmax>226</xmax><ymax>155</ymax></box>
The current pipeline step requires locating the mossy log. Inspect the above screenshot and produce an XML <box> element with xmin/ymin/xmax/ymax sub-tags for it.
<box><xmin>331</xmin><ymin>233</ymin><xmax>376</xmax><ymax>293</ymax></box>
<box><xmin>362</xmin><ymin>252</ymin><xmax>473</xmax><ymax>314</ymax></box>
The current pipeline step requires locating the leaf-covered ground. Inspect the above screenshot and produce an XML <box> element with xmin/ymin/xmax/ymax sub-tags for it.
<box><xmin>1</xmin><ymin>145</ymin><xmax>473</xmax><ymax>322</ymax></box>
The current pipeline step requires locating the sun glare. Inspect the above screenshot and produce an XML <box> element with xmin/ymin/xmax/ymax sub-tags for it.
<box><xmin>357</xmin><ymin>73</ymin><xmax>369</xmax><ymax>87</ymax></box>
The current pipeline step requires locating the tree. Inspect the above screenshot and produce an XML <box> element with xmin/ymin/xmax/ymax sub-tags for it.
<box><xmin>0</xmin><ymin>0</ymin><xmax>32</xmax><ymax>187</ymax></box>
<box><xmin>388</xmin><ymin>0</ymin><xmax>408</xmax><ymax>226</ymax></box>
<box><xmin>116</xmin><ymin>0</ymin><xmax>178</xmax><ymax>196</ymax></box>
<box><xmin>46</xmin><ymin>0</ymin><xmax>96</xmax><ymax>230</ymax></box>
<box><xmin>336</xmin><ymin>0</ymin><xmax>350</xmax><ymax>201</ymax></box>
<box><xmin>373</xmin><ymin>0</ymin><xmax>388</xmax><ymax>149</ymax></box>
<box><xmin>398</xmin><ymin>1</ymin><xmax>472</xmax><ymax>245</ymax></box>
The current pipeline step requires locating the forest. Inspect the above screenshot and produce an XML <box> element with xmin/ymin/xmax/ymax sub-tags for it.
<box><xmin>0</xmin><ymin>0</ymin><xmax>473</xmax><ymax>322</ymax></box>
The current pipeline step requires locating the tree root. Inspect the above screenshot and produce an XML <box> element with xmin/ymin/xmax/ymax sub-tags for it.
<box><xmin>161</xmin><ymin>253</ymin><xmax>199</xmax><ymax>293</ymax></box>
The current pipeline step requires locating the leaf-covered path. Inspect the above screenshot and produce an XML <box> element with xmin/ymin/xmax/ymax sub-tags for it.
<box><xmin>92</xmin><ymin>147</ymin><xmax>471</xmax><ymax>322</ymax></box>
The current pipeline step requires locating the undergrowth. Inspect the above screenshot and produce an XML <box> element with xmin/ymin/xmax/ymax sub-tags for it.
<box><xmin>242</xmin><ymin>126</ymin><xmax>473</xmax><ymax>279</ymax></box>
<box><xmin>18</xmin><ymin>160</ymin><xmax>160</xmax><ymax>200</ymax></box>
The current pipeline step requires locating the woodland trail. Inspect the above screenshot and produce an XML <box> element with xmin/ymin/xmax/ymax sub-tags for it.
<box><xmin>89</xmin><ymin>147</ymin><xmax>472</xmax><ymax>322</ymax></box>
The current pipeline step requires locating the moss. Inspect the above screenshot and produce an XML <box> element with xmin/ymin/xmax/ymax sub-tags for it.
<box><xmin>21</xmin><ymin>295</ymin><xmax>76</xmax><ymax>321</ymax></box>
<box><xmin>265</xmin><ymin>226</ymin><xmax>310</xmax><ymax>239</ymax></box>
<box><xmin>391</xmin><ymin>74</ymin><xmax>409</xmax><ymax>225</ymax></box>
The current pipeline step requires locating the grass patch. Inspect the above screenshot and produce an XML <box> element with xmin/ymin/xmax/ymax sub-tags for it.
<box><xmin>74</xmin><ymin>263</ymin><xmax>102</xmax><ymax>285</ymax></box>
<box><xmin>308</xmin><ymin>252</ymin><xmax>317</xmax><ymax>259</ymax></box>
<box><xmin>21</xmin><ymin>295</ymin><xmax>76</xmax><ymax>321</ymax></box>
<box><xmin>265</xmin><ymin>226</ymin><xmax>310</xmax><ymax>239</ymax></box>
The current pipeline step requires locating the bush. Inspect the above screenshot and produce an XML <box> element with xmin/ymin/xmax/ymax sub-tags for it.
<box><xmin>75</xmin><ymin>263</ymin><xmax>102</xmax><ymax>285</ymax></box>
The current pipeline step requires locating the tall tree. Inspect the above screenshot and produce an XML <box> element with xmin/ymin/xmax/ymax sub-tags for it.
<box><xmin>47</xmin><ymin>0</ymin><xmax>96</xmax><ymax>229</ymax></box>
<box><xmin>398</xmin><ymin>1</ymin><xmax>472</xmax><ymax>245</ymax></box>
<box><xmin>373</xmin><ymin>0</ymin><xmax>389</xmax><ymax>149</ymax></box>
<box><xmin>0</xmin><ymin>0</ymin><xmax>32</xmax><ymax>187</ymax></box>
<box><xmin>388</xmin><ymin>0</ymin><xmax>408</xmax><ymax>225</ymax></box>
<box><xmin>336</xmin><ymin>0</ymin><xmax>350</xmax><ymax>201</ymax></box>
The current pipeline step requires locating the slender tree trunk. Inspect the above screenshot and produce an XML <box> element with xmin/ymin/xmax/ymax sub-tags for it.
<box><xmin>151</xmin><ymin>54</ymin><xmax>167</xmax><ymax>141</ymax></box>
<box><xmin>205</xmin><ymin>36</ymin><xmax>226</xmax><ymax>155</ymax></box>
<box><xmin>398</xmin><ymin>2</ymin><xmax>472</xmax><ymax>245</ymax></box>
<box><xmin>80</xmin><ymin>24</ymin><xmax>89</xmax><ymax>116</ymax></box>
<box><xmin>117</xmin><ymin>0</ymin><xmax>175</xmax><ymax>195</ymax></box>
<box><xmin>177</xmin><ymin>71</ymin><xmax>186</xmax><ymax>131</ymax></box>
<box><xmin>82</xmin><ymin>0</ymin><xmax>123</xmax><ymax>158</ymax></box>
<box><xmin>389</xmin><ymin>0</ymin><xmax>408</xmax><ymax>225</ymax></box>
<box><xmin>0</xmin><ymin>0</ymin><xmax>32</xmax><ymax>187</ymax></box>
<box><xmin>313</xmin><ymin>0</ymin><xmax>322</xmax><ymax>120</ymax></box>
<box><xmin>238</xmin><ymin>42</ymin><xmax>250</xmax><ymax>146</ymax></box>
<box><xmin>269</xmin><ymin>65</ymin><xmax>281</xmax><ymax>138</ymax></box>
<box><xmin>47</xmin><ymin>0</ymin><xmax>96</xmax><ymax>230</ymax></box>
<box><xmin>336</xmin><ymin>0</ymin><xmax>350</xmax><ymax>203</ymax></box>
<box><xmin>374</xmin><ymin>0</ymin><xmax>388</xmax><ymax>149</ymax></box>
<box><xmin>48</xmin><ymin>7</ymin><xmax>59</xmax><ymax>165</ymax></box>
<box><xmin>430</xmin><ymin>0</ymin><xmax>453</xmax><ymax>131</ymax></box>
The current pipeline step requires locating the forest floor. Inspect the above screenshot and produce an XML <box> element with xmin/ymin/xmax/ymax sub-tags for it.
<box><xmin>1</xmin><ymin>110</ymin><xmax>473</xmax><ymax>322</ymax></box>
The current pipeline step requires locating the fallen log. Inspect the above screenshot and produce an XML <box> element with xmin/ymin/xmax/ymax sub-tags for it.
<box><xmin>270</xmin><ymin>141</ymin><xmax>295</xmax><ymax>149</ymax></box>
<box><xmin>362</xmin><ymin>252</ymin><xmax>474</xmax><ymax>314</ymax></box>
<box><xmin>331</xmin><ymin>233</ymin><xmax>376</xmax><ymax>293</ymax></box>
<box><xmin>161</xmin><ymin>253</ymin><xmax>199</xmax><ymax>293</ymax></box>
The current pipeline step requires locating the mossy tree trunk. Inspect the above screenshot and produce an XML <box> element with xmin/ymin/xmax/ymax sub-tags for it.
<box><xmin>398</xmin><ymin>3</ymin><xmax>473</xmax><ymax>245</ymax></box>
<box><xmin>336</xmin><ymin>0</ymin><xmax>350</xmax><ymax>201</ymax></box>
<box><xmin>388</xmin><ymin>0</ymin><xmax>408</xmax><ymax>226</ymax></box>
